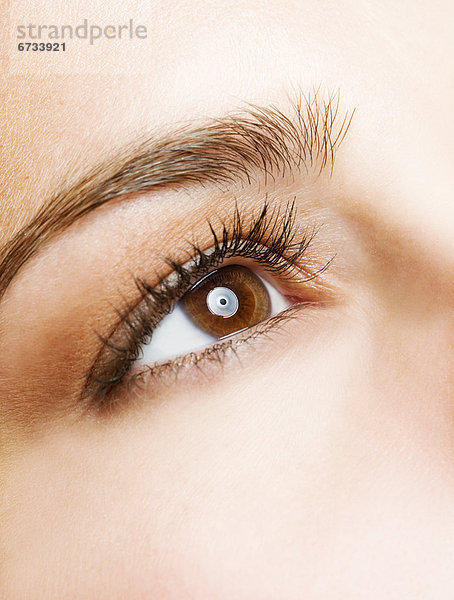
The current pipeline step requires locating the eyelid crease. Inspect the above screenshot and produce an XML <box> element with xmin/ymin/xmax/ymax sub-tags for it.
<box><xmin>0</xmin><ymin>90</ymin><xmax>354</xmax><ymax>305</ymax></box>
<box><xmin>83</xmin><ymin>200</ymin><xmax>329</xmax><ymax>407</ymax></box>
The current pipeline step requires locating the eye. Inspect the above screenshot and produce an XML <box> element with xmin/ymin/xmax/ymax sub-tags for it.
<box><xmin>137</xmin><ymin>264</ymin><xmax>290</xmax><ymax>367</ymax></box>
<box><xmin>86</xmin><ymin>201</ymin><xmax>328</xmax><ymax>408</ymax></box>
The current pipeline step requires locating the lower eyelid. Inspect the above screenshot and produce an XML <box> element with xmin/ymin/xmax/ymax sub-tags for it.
<box><xmin>100</xmin><ymin>303</ymin><xmax>306</xmax><ymax>411</ymax></box>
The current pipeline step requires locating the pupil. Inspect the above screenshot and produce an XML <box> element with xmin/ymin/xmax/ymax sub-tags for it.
<box><xmin>205</xmin><ymin>286</ymin><xmax>239</xmax><ymax>318</ymax></box>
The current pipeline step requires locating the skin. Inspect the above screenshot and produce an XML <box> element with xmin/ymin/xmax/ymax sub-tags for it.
<box><xmin>1</xmin><ymin>1</ymin><xmax>454</xmax><ymax>598</ymax></box>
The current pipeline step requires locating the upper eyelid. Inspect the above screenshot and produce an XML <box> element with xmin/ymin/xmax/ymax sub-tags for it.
<box><xmin>0</xmin><ymin>92</ymin><xmax>354</xmax><ymax>305</ymax></box>
<box><xmin>107</xmin><ymin>199</ymin><xmax>316</xmax><ymax>351</ymax></box>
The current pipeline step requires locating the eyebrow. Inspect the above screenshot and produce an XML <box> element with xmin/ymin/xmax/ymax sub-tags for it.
<box><xmin>0</xmin><ymin>92</ymin><xmax>353</xmax><ymax>302</ymax></box>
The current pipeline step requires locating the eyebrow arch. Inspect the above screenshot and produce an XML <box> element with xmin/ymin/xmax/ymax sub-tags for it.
<box><xmin>0</xmin><ymin>92</ymin><xmax>353</xmax><ymax>302</ymax></box>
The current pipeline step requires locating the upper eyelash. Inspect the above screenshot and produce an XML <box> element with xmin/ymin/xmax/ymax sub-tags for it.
<box><xmin>84</xmin><ymin>200</ymin><xmax>320</xmax><ymax>404</ymax></box>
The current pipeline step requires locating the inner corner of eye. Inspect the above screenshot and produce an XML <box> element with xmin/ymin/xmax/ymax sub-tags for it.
<box><xmin>135</xmin><ymin>264</ymin><xmax>291</xmax><ymax>368</ymax></box>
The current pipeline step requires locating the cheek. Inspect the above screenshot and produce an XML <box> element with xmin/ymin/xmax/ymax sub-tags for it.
<box><xmin>3</xmin><ymin>313</ymin><xmax>453</xmax><ymax>599</ymax></box>
<box><xmin>0</xmin><ymin>328</ymin><xmax>354</xmax><ymax>599</ymax></box>
<box><xmin>0</xmin><ymin>316</ymin><xmax>373</xmax><ymax>598</ymax></box>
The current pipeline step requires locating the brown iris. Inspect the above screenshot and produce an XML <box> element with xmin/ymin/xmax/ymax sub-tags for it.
<box><xmin>181</xmin><ymin>264</ymin><xmax>272</xmax><ymax>338</ymax></box>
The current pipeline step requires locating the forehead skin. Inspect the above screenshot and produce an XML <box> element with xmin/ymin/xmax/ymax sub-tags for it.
<box><xmin>1</xmin><ymin>1</ymin><xmax>454</xmax><ymax>599</ymax></box>
<box><xmin>1</xmin><ymin>0</ymin><xmax>453</xmax><ymax>250</ymax></box>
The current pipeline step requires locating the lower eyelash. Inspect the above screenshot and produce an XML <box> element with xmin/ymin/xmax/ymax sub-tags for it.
<box><xmin>85</xmin><ymin>200</ymin><xmax>326</xmax><ymax>407</ymax></box>
<box><xmin>93</xmin><ymin>303</ymin><xmax>307</xmax><ymax>413</ymax></box>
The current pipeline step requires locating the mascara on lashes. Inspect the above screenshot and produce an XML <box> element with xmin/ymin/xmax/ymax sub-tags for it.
<box><xmin>84</xmin><ymin>201</ymin><xmax>322</xmax><ymax>406</ymax></box>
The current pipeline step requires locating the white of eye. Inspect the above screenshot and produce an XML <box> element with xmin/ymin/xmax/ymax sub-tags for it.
<box><xmin>136</xmin><ymin>272</ymin><xmax>289</xmax><ymax>367</ymax></box>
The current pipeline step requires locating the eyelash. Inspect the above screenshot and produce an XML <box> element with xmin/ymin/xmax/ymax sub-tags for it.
<box><xmin>85</xmin><ymin>200</ymin><xmax>324</xmax><ymax>409</ymax></box>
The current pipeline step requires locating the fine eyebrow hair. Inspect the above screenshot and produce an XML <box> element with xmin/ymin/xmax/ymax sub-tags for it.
<box><xmin>0</xmin><ymin>92</ymin><xmax>353</xmax><ymax>302</ymax></box>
